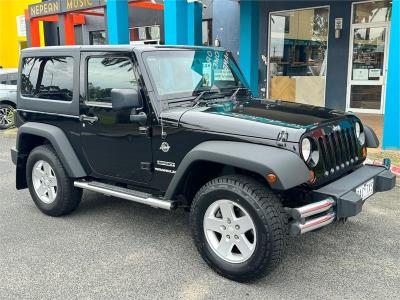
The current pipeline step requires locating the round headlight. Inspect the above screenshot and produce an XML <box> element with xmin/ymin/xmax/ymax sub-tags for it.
<box><xmin>355</xmin><ymin>122</ymin><xmax>361</xmax><ymax>138</ymax></box>
<box><xmin>355</xmin><ymin>122</ymin><xmax>365</xmax><ymax>145</ymax></box>
<box><xmin>301</xmin><ymin>138</ymin><xmax>312</xmax><ymax>161</ymax></box>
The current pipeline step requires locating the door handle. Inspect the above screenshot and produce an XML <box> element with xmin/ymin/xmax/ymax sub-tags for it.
<box><xmin>79</xmin><ymin>114</ymin><xmax>98</xmax><ymax>124</ymax></box>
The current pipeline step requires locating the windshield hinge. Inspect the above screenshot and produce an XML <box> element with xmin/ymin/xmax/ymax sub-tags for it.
<box><xmin>160</xmin><ymin>100</ymin><xmax>169</xmax><ymax>111</ymax></box>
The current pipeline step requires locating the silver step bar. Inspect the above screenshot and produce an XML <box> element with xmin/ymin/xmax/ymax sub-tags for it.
<box><xmin>288</xmin><ymin>198</ymin><xmax>336</xmax><ymax>235</ymax></box>
<box><xmin>74</xmin><ymin>181</ymin><xmax>175</xmax><ymax>210</ymax></box>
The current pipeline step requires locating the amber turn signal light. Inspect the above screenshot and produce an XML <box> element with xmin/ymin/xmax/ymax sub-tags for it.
<box><xmin>362</xmin><ymin>147</ymin><xmax>367</xmax><ymax>158</ymax></box>
<box><xmin>308</xmin><ymin>170</ymin><xmax>316</xmax><ymax>184</ymax></box>
<box><xmin>266</xmin><ymin>173</ymin><xmax>277</xmax><ymax>184</ymax></box>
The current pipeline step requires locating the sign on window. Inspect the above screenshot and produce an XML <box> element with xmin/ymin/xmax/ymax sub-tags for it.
<box><xmin>16</xmin><ymin>15</ymin><xmax>26</xmax><ymax>37</ymax></box>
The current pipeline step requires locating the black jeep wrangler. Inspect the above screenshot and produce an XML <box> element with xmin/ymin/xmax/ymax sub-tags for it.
<box><xmin>11</xmin><ymin>45</ymin><xmax>396</xmax><ymax>282</ymax></box>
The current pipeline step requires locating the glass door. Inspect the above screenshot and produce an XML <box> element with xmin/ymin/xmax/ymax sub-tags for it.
<box><xmin>347</xmin><ymin>0</ymin><xmax>392</xmax><ymax>113</ymax></box>
<box><xmin>347</xmin><ymin>24</ymin><xmax>388</xmax><ymax>112</ymax></box>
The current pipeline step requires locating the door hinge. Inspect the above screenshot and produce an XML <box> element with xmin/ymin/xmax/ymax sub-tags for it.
<box><xmin>140</xmin><ymin>162</ymin><xmax>153</xmax><ymax>171</ymax></box>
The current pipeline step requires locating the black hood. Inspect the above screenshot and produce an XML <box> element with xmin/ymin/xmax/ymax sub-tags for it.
<box><xmin>160</xmin><ymin>99</ymin><xmax>356</xmax><ymax>142</ymax></box>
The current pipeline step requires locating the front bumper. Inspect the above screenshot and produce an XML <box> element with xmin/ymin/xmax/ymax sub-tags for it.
<box><xmin>289</xmin><ymin>164</ymin><xmax>396</xmax><ymax>235</ymax></box>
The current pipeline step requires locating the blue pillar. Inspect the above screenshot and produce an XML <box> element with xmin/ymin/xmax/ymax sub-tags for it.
<box><xmin>383</xmin><ymin>0</ymin><xmax>400</xmax><ymax>149</ymax></box>
<box><xmin>187</xmin><ymin>1</ymin><xmax>203</xmax><ymax>45</ymax></box>
<box><xmin>106</xmin><ymin>0</ymin><xmax>129</xmax><ymax>45</ymax></box>
<box><xmin>239</xmin><ymin>0</ymin><xmax>259</xmax><ymax>96</ymax></box>
<box><xmin>164</xmin><ymin>0</ymin><xmax>188</xmax><ymax>45</ymax></box>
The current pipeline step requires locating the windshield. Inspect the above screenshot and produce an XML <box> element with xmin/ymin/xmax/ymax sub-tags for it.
<box><xmin>143</xmin><ymin>49</ymin><xmax>248</xmax><ymax>100</ymax></box>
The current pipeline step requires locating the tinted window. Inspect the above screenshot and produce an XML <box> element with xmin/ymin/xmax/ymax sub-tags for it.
<box><xmin>21</xmin><ymin>57</ymin><xmax>74</xmax><ymax>101</ymax></box>
<box><xmin>8</xmin><ymin>73</ymin><xmax>17</xmax><ymax>83</ymax></box>
<box><xmin>87</xmin><ymin>57</ymin><xmax>136</xmax><ymax>103</ymax></box>
<box><xmin>0</xmin><ymin>74</ymin><xmax>6</xmax><ymax>84</ymax></box>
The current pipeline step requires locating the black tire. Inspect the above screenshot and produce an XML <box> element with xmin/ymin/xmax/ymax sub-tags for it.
<box><xmin>0</xmin><ymin>103</ymin><xmax>15</xmax><ymax>129</ymax></box>
<box><xmin>26</xmin><ymin>144</ymin><xmax>82</xmax><ymax>217</ymax></box>
<box><xmin>190</xmin><ymin>175</ymin><xmax>288</xmax><ymax>282</ymax></box>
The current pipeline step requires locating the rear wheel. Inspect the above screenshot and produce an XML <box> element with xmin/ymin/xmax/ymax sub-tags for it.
<box><xmin>190</xmin><ymin>175</ymin><xmax>288</xmax><ymax>282</ymax></box>
<box><xmin>26</xmin><ymin>145</ymin><xmax>82</xmax><ymax>216</ymax></box>
<box><xmin>0</xmin><ymin>103</ymin><xmax>15</xmax><ymax>129</ymax></box>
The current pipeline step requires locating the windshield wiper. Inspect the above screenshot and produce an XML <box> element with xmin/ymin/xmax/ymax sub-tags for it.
<box><xmin>230</xmin><ymin>87</ymin><xmax>250</xmax><ymax>102</ymax></box>
<box><xmin>192</xmin><ymin>90</ymin><xmax>219</xmax><ymax>107</ymax></box>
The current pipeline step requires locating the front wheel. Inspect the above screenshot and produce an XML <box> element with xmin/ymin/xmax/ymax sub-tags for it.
<box><xmin>190</xmin><ymin>175</ymin><xmax>288</xmax><ymax>282</ymax></box>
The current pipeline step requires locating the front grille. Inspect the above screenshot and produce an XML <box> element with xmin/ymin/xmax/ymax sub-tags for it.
<box><xmin>318</xmin><ymin>126</ymin><xmax>359</xmax><ymax>176</ymax></box>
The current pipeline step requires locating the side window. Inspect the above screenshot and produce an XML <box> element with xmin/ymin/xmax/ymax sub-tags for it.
<box><xmin>21</xmin><ymin>56</ymin><xmax>74</xmax><ymax>101</ymax></box>
<box><xmin>87</xmin><ymin>57</ymin><xmax>136</xmax><ymax>104</ymax></box>
<box><xmin>0</xmin><ymin>74</ymin><xmax>6</xmax><ymax>84</ymax></box>
<box><xmin>9</xmin><ymin>73</ymin><xmax>17</xmax><ymax>85</ymax></box>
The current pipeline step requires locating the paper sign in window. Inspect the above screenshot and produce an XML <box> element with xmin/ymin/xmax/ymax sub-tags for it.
<box><xmin>353</xmin><ymin>69</ymin><xmax>369</xmax><ymax>81</ymax></box>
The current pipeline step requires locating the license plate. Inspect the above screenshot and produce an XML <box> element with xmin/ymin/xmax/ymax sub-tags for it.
<box><xmin>356</xmin><ymin>179</ymin><xmax>374</xmax><ymax>200</ymax></box>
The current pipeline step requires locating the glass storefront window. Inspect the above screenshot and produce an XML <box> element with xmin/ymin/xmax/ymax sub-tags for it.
<box><xmin>202</xmin><ymin>20</ymin><xmax>213</xmax><ymax>46</ymax></box>
<box><xmin>89</xmin><ymin>31</ymin><xmax>106</xmax><ymax>45</ymax></box>
<box><xmin>129</xmin><ymin>25</ymin><xmax>160</xmax><ymax>44</ymax></box>
<box><xmin>268</xmin><ymin>7</ymin><xmax>329</xmax><ymax>106</ymax></box>
<box><xmin>352</xmin><ymin>27</ymin><xmax>386</xmax><ymax>81</ymax></box>
<box><xmin>353</xmin><ymin>1</ymin><xmax>392</xmax><ymax>24</ymax></box>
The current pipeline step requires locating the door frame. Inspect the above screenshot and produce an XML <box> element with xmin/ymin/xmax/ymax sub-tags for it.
<box><xmin>266</xmin><ymin>5</ymin><xmax>331</xmax><ymax>105</ymax></box>
<box><xmin>345</xmin><ymin>0</ymin><xmax>391</xmax><ymax>114</ymax></box>
<box><xmin>79</xmin><ymin>51</ymin><xmax>153</xmax><ymax>185</ymax></box>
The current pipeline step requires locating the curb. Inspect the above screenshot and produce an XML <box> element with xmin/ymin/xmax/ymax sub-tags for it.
<box><xmin>364</xmin><ymin>158</ymin><xmax>400</xmax><ymax>177</ymax></box>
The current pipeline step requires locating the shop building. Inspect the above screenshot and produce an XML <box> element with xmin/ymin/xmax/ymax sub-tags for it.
<box><xmin>212</xmin><ymin>0</ymin><xmax>398</xmax><ymax>149</ymax></box>
<box><xmin>22</xmin><ymin>0</ymin><xmax>400</xmax><ymax>149</ymax></box>
<box><xmin>26</xmin><ymin>0</ymin><xmax>214</xmax><ymax>47</ymax></box>
<box><xmin>0</xmin><ymin>0</ymin><xmax>42</xmax><ymax>69</ymax></box>
<box><xmin>214</xmin><ymin>1</ymin><xmax>392</xmax><ymax>114</ymax></box>
<box><xmin>236</xmin><ymin>0</ymin><xmax>397</xmax><ymax>150</ymax></box>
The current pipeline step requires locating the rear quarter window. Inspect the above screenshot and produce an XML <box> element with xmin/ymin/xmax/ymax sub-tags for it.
<box><xmin>21</xmin><ymin>56</ymin><xmax>74</xmax><ymax>101</ymax></box>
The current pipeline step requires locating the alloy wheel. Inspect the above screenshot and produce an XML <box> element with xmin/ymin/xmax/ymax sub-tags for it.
<box><xmin>32</xmin><ymin>160</ymin><xmax>58</xmax><ymax>204</ymax></box>
<box><xmin>203</xmin><ymin>199</ymin><xmax>257</xmax><ymax>264</ymax></box>
<box><xmin>0</xmin><ymin>106</ymin><xmax>15</xmax><ymax>128</ymax></box>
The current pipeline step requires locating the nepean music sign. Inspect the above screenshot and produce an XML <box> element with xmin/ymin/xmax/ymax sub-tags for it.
<box><xmin>28</xmin><ymin>0</ymin><xmax>107</xmax><ymax>18</ymax></box>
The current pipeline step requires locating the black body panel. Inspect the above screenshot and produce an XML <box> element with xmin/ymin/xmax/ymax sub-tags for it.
<box><xmin>164</xmin><ymin>141</ymin><xmax>310</xmax><ymax>199</ymax></box>
<box><xmin>16</xmin><ymin>122</ymin><xmax>86</xmax><ymax>178</ymax></box>
<box><xmin>14</xmin><ymin>45</ymin><xmax>392</xmax><ymax>207</ymax></box>
<box><xmin>78</xmin><ymin>51</ymin><xmax>153</xmax><ymax>185</ymax></box>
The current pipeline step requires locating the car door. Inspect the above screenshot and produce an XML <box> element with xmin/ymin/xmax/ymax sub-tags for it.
<box><xmin>79</xmin><ymin>51</ymin><xmax>152</xmax><ymax>184</ymax></box>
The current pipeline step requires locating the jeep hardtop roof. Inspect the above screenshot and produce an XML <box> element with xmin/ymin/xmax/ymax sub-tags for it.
<box><xmin>21</xmin><ymin>45</ymin><xmax>226</xmax><ymax>55</ymax></box>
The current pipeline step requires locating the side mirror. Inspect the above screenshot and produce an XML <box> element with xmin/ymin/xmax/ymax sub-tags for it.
<box><xmin>111</xmin><ymin>88</ymin><xmax>142</xmax><ymax>111</ymax></box>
